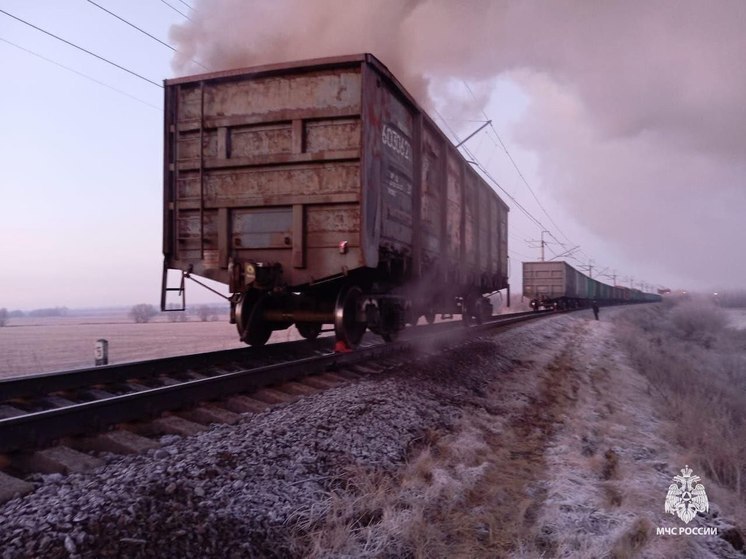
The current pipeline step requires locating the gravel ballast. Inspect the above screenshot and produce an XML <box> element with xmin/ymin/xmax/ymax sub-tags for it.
<box><xmin>0</xmin><ymin>318</ymin><xmax>565</xmax><ymax>558</ymax></box>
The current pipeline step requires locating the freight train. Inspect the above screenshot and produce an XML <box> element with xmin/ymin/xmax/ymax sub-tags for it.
<box><xmin>522</xmin><ymin>261</ymin><xmax>661</xmax><ymax>310</ymax></box>
<box><xmin>161</xmin><ymin>54</ymin><xmax>510</xmax><ymax>348</ymax></box>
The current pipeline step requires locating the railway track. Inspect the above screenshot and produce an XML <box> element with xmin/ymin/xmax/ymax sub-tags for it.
<box><xmin>0</xmin><ymin>310</ymin><xmax>550</xmax><ymax>498</ymax></box>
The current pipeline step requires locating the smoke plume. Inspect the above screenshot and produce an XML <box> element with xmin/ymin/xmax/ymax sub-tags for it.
<box><xmin>170</xmin><ymin>0</ymin><xmax>746</xmax><ymax>290</ymax></box>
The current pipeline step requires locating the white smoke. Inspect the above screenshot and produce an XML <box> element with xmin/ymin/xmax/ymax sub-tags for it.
<box><xmin>170</xmin><ymin>0</ymin><xmax>746</xmax><ymax>289</ymax></box>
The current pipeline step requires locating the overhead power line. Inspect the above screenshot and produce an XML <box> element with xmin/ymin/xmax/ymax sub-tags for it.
<box><xmin>435</xmin><ymin>100</ymin><xmax>621</xmax><ymax>282</ymax></box>
<box><xmin>87</xmin><ymin>0</ymin><xmax>173</xmax><ymax>51</ymax></box>
<box><xmin>158</xmin><ymin>0</ymin><xmax>193</xmax><ymax>21</ymax></box>
<box><xmin>509</xmin><ymin>248</ymin><xmax>534</xmax><ymax>260</ymax></box>
<box><xmin>0</xmin><ymin>36</ymin><xmax>159</xmax><ymax>110</ymax></box>
<box><xmin>486</xmin><ymin>121</ymin><xmax>573</xmax><ymax>245</ymax></box>
<box><xmin>85</xmin><ymin>0</ymin><xmax>208</xmax><ymax>70</ymax></box>
<box><xmin>461</xmin><ymin>80</ymin><xmax>573</xmax><ymax>247</ymax></box>
<box><xmin>454</xmin><ymin>81</ymin><xmax>632</xmax><ymax>280</ymax></box>
<box><xmin>0</xmin><ymin>8</ymin><xmax>162</xmax><ymax>88</ymax></box>
<box><xmin>433</xmin><ymin>108</ymin><xmax>551</xmax><ymax>233</ymax></box>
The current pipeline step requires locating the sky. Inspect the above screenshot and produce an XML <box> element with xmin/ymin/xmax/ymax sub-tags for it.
<box><xmin>1</xmin><ymin>0</ymin><xmax>744</xmax><ymax>311</ymax></box>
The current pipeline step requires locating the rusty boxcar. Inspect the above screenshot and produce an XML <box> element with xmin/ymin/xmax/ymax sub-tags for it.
<box><xmin>162</xmin><ymin>54</ymin><xmax>509</xmax><ymax>347</ymax></box>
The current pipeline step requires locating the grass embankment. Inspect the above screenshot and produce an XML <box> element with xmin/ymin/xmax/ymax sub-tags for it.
<box><xmin>617</xmin><ymin>298</ymin><xmax>746</xmax><ymax>510</ymax></box>
<box><xmin>286</xmin><ymin>301</ymin><xmax>745</xmax><ymax>557</ymax></box>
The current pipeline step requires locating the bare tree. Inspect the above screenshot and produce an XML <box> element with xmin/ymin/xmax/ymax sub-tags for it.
<box><xmin>0</xmin><ymin>308</ymin><xmax>7</xmax><ymax>327</ymax></box>
<box><xmin>129</xmin><ymin>304</ymin><xmax>158</xmax><ymax>324</ymax></box>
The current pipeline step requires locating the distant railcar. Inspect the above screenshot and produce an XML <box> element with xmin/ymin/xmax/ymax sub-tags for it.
<box><xmin>162</xmin><ymin>54</ymin><xmax>510</xmax><ymax>347</ymax></box>
<box><xmin>522</xmin><ymin>261</ymin><xmax>661</xmax><ymax>310</ymax></box>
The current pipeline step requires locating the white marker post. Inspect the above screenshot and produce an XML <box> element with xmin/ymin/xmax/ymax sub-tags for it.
<box><xmin>95</xmin><ymin>339</ymin><xmax>109</xmax><ymax>366</ymax></box>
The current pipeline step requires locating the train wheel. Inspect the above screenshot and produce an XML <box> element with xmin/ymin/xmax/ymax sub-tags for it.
<box><xmin>334</xmin><ymin>285</ymin><xmax>366</xmax><ymax>349</ymax></box>
<box><xmin>296</xmin><ymin>322</ymin><xmax>322</xmax><ymax>340</ymax></box>
<box><xmin>235</xmin><ymin>291</ymin><xmax>272</xmax><ymax>346</ymax></box>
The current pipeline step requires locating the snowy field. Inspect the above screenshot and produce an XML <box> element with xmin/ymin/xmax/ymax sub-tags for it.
<box><xmin>724</xmin><ymin>308</ymin><xmax>746</xmax><ymax>330</ymax></box>
<box><xmin>0</xmin><ymin>311</ymin><xmax>296</xmax><ymax>378</ymax></box>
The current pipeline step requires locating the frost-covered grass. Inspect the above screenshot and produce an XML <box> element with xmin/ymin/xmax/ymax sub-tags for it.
<box><xmin>286</xmin><ymin>319</ymin><xmax>574</xmax><ymax>557</ymax></box>
<box><xmin>288</xmin><ymin>309</ymin><xmax>745</xmax><ymax>557</ymax></box>
<box><xmin>291</xmin><ymin>413</ymin><xmax>539</xmax><ymax>558</ymax></box>
<box><xmin>724</xmin><ymin>308</ymin><xmax>746</xmax><ymax>331</ymax></box>
<box><xmin>618</xmin><ymin>299</ymin><xmax>746</xmax><ymax>505</ymax></box>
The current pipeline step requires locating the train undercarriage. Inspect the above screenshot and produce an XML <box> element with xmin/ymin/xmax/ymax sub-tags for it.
<box><xmin>230</xmin><ymin>276</ymin><xmax>495</xmax><ymax>349</ymax></box>
<box><xmin>164</xmin><ymin>248</ymin><xmax>504</xmax><ymax>351</ymax></box>
<box><xmin>529</xmin><ymin>296</ymin><xmax>588</xmax><ymax>311</ymax></box>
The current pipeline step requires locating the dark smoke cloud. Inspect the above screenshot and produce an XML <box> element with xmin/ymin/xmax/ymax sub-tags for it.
<box><xmin>171</xmin><ymin>0</ymin><xmax>746</xmax><ymax>289</ymax></box>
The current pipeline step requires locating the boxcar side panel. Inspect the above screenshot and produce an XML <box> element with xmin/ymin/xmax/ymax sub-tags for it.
<box><xmin>445</xmin><ymin>151</ymin><xmax>463</xmax><ymax>270</ymax></box>
<box><xmin>499</xmin><ymin>204</ymin><xmax>508</xmax><ymax>286</ymax></box>
<box><xmin>376</xmin><ymin>82</ymin><xmax>415</xmax><ymax>253</ymax></box>
<box><xmin>420</xmin><ymin>122</ymin><xmax>445</xmax><ymax>272</ymax></box>
<box><xmin>463</xmin><ymin>172</ymin><xmax>478</xmax><ymax>273</ymax></box>
<box><xmin>477</xmin><ymin>181</ymin><xmax>490</xmax><ymax>277</ymax></box>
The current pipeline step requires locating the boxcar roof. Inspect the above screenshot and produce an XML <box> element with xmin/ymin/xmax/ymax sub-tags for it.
<box><xmin>165</xmin><ymin>53</ymin><xmax>392</xmax><ymax>90</ymax></box>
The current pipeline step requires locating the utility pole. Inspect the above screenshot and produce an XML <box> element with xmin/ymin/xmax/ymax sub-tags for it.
<box><xmin>527</xmin><ymin>231</ymin><xmax>550</xmax><ymax>261</ymax></box>
<box><xmin>541</xmin><ymin>230</ymin><xmax>547</xmax><ymax>262</ymax></box>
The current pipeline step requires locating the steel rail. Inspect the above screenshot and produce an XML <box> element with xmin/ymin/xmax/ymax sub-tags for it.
<box><xmin>0</xmin><ymin>310</ymin><xmax>551</xmax><ymax>453</ymax></box>
<box><xmin>0</xmin><ymin>337</ymin><xmax>339</xmax><ymax>400</ymax></box>
<box><xmin>0</xmin><ymin>312</ymin><xmax>541</xmax><ymax>400</ymax></box>
<box><xmin>0</xmin><ymin>342</ymin><xmax>397</xmax><ymax>453</ymax></box>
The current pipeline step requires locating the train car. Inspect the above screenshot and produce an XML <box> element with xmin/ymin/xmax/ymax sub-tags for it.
<box><xmin>522</xmin><ymin>261</ymin><xmax>660</xmax><ymax>310</ymax></box>
<box><xmin>161</xmin><ymin>54</ymin><xmax>510</xmax><ymax>347</ymax></box>
<box><xmin>523</xmin><ymin>261</ymin><xmax>580</xmax><ymax>310</ymax></box>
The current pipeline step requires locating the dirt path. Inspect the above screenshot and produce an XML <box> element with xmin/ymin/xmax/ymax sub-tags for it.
<box><xmin>390</xmin><ymin>311</ymin><xmax>741</xmax><ymax>558</ymax></box>
<box><xmin>476</xmin><ymin>313</ymin><xmax>740</xmax><ymax>558</ymax></box>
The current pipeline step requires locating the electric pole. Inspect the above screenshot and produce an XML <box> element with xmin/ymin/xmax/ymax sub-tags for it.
<box><xmin>541</xmin><ymin>230</ymin><xmax>547</xmax><ymax>262</ymax></box>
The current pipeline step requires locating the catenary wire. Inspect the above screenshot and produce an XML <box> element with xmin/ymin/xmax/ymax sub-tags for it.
<box><xmin>509</xmin><ymin>248</ymin><xmax>534</xmax><ymax>260</ymax></box>
<box><xmin>432</xmin><ymin>108</ymin><xmax>548</xmax><ymax>232</ymax></box>
<box><xmin>0</xmin><ymin>8</ymin><xmax>162</xmax><ymax>88</ymax></box>
<box><xmin>435</xmin><ymin>105</ymin><xmax>636</xmax><ymax>285</ymax></box>
<box><xmin>462</xmin><ymin>80</ymin><xmax>574</xmax><ymax>247</ymax></box>
<box><xmin>457</xmin><ymin>82</ymin><xmax>636</xmax><ymax>282</ymax></box>
<box><xmin>158</xmin><ymin>0</ymin><xmax>193</xmax><ymax>21</ymax></box>
<box><xmin>0</xmin><ymin>37</ymin><xmax>160</xmax><ymax>110</ymax></box>
<box><xmin>85</xmin><ymin>0</ymin><xmax>208</xmax><ymax>70</ymax></box>
<box><xmin>87</xmin><ymin>1</ymin><xmax>173</xmax><ymax>51</ymax></box>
